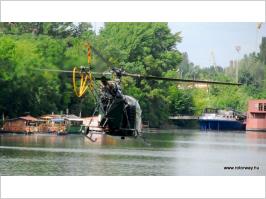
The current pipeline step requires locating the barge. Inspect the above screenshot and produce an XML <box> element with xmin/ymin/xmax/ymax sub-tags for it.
<box><xmin>199</xmin><ymin>108</ymin><xmax>246</xmax><ymax>131</ymax></box>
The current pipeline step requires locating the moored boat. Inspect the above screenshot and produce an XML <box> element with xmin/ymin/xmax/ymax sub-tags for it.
<box><xmin>199</xmin><ymin>108</ymin><xmax>246</xmax><ymax>131</ymax></box>
<box><xmin>1</xmin><ymin>115</ymin><xmax>39</xmax><ymax>134</ymax></box>
<box><xmin>64</xmin><ymin>115</ymin><xmax>83</xmax><ymax>134</ymax></box>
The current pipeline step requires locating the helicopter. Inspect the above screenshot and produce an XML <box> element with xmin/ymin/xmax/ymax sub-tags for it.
<box><xmin>35</xmin><ymin>43</ymin><xmax>241</xmax><ymax>141</ymax></box>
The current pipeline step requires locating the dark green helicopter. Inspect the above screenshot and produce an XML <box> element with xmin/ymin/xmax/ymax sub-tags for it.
<box><xmin>35</xmin><ymin>43</ymin><xmax>241</xmax><ymax>141</ymax></box>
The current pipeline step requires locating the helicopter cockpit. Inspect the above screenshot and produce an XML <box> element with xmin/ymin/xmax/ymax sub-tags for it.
<box><xmin>99</xmin><ymin>76</ymin><xmax>141</xmax><ymax>137</ymax></box>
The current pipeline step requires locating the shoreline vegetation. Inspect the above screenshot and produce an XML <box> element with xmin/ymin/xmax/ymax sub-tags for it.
<box><xmin>0</xmin><ymin>23</ymin><xmax>266</xmax><ymax>128</ymax></box>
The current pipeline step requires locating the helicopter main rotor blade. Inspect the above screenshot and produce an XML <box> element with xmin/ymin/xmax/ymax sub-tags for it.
<box><xmin>32</xmin><ymin>68</ymin><xmax>112</xmax><ymax>76</ymax></box>
<box><xmin>90</xmin><ymin>45</ymin><xmax>116</xmax><ymax>70</ymax></box>
<box><xmin>122</xmin><ymin>72</ymin><xmax>242</xmax><ymax>86</ymax></box>
<box><xmin>33</xmin><ymin>68</ymin><xmax>73</xmax><ymax>73</ymax></box>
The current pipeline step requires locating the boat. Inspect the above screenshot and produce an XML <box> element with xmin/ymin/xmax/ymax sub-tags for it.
<box><xmin>199</xmin><ymin>108</ymin><xmax>246</xmax><ymax>131</ymax></box>
<box><xmin>64</xmin><ymin>115</ymin><xmax>84</xmax><ymax>134</ymax></box>
<box><xmin>56</xmin><ymin>130</ymin><xmax>68</xmax><ymax>136</ymax></box>
<box><xmin>1</xmin><ymin>115</ymin><xmax>39</xmax><ymax>134</ymax></box>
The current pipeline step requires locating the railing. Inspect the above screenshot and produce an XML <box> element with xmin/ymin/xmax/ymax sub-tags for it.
<box><xmin>169</xmin><ymin>115</ymin><xmax>199</xmax><ymax>120</ymax></box>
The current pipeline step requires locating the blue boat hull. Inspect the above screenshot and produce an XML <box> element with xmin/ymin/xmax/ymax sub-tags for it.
<box><xmin>199</xmin><ymin>120</ymin><xmax>245</xmax><ymax>131</ymax></box>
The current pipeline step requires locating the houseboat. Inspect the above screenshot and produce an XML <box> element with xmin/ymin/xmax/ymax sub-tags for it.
<box><xmin>38</xmin><ymin>114</ymin><xmax>65</xmax><ymax>134</ymax></box>
<box><xmin>199</xmin><ymin>108</ymin><xmax>246</xmax><ymax>131</ymax></box>
<box><xmin>64</xmin><ymin>114</ymin><xmax>83</xmax><ymax>134</ymax></box>
<box><xmin>246</xmin><ymin>99</ymin><xmax>266</xmax><ymax>131</ymax></box>
<box><xmin>2</xmin><ymin>115</ymin><xmax>38</xmax><ymax>134</ymax></box>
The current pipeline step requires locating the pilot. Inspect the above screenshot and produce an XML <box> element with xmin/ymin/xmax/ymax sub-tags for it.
<box><xmin>100</xmin><ymin>76</ymin><xmax>122</xmax><ymax>98</ymax></box>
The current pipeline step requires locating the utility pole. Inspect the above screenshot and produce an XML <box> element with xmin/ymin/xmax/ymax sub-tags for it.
<box><xmin>256</xmin><ymin>23</ymin><xmax>263</xmax><ymax>51</ymax></box>
<box><xmin>1</xmin><ymin>113</ymin><xmax>4</xmax><ymax>128</ymax></box>
<box><xmin>210</xmin><ymin>50</ymin><xmax>217</xmax><ymax>77</ymax></box>
<box><xmin>235</xmin><ymin>45</ymin><xmax>241</xmax><ymax>83</ymax></box>
<box><xmin>176</xmin><ymin>68</ymin><xmax>183</xmax><ymax>79</ymax></box>
<box><xmin>210</xmin><ymin>50</ymin><xmax>217</xmax><ymax>68</ymax></box>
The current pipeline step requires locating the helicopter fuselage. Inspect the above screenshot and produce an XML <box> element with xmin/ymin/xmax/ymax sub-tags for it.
<box><xmin>85</xmin><ymin>79</ymin><xmax>142</xmax><ymax>138</ymax></box>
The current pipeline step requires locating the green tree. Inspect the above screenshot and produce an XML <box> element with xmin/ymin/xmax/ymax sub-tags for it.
<box><xmin>0</xmin><ymin>23</ymin><xmax>96</xmax><ymax>118</ymax></box>
<box><xmin>168</xmin><ymin>85</ymin><xmax>195</xmax><ymax>115</ymax></box>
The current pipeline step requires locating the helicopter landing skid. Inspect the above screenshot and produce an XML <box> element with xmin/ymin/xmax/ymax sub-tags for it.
<box><xmin>84</xmin><ymin>131</ymin><xmax>101</xmax><ymax>142</ymax></box>
<box><xmin>135</xmin><ymin>132</ymin><xmax>151</xmax><ymax>146</ymax></box>
<box><xmin>85</xmin><ymin>134</ymin><xmax>97</xmax><ymax>142</ymax></box>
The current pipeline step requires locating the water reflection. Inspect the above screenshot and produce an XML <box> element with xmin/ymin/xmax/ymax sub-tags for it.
<box><xmin>246</xmin><ymin>131</ymin><xmax>266</xmax><ymax>140</ymax></box>
<box><xmin>1</xmin><ymin>130</ymin><xmax>266</xmax><ymax>176</ymax></box>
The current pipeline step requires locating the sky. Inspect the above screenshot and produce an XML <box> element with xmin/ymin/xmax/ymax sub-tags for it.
<box><xmin>92</xmin><ymin>22</ymin><xmax>266</xmax><ymax>68</ymax></box>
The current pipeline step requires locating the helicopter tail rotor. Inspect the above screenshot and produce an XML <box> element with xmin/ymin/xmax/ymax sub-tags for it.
<box><xmin>72</xmin><ymin>67</ymin><xmax>94</xmax><ymax>97</ymax></box>
<box><xmin>72</xmin><ymin>44</ymin><xmax>95</xmax><ymax>98</ymax></box>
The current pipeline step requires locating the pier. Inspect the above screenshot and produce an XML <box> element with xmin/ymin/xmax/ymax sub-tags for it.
<box><xmin>169</xmin><ymin>115</ymin><xmax>199</xmax><ymax>129</ymax></box>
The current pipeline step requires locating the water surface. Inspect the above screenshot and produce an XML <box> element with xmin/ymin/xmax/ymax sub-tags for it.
<box><xmin>1</xmin><ymin>129</ymin><xmax>266</xmax><ymax>175</ymax></box>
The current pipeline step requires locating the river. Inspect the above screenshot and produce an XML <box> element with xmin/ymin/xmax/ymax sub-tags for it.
<box><xmin>0</xmin><ymin>129</ymin><xmax>266</xmax><ymax>175</ymax></box>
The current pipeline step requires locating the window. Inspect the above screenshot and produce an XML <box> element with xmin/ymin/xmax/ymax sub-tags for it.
<box><xmin>254</xmin><ymin>113</ymin><xmax>265</xmax><ymax>119</ymax></box>
<box><xmin>264</xmin><ymin>103</ymin><xmax>266</xmax><ymax>111</ymax></box>
<box><xmin>258</xmin><ymin>103</ymin><xmax>263</xmax><ymax>111</ymax></box>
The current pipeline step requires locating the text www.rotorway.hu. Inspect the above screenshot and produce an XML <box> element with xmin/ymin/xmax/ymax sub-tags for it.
<box><xmin>224</xmin><ymin>166</ymin><xmax>259</xmax><ymax>171</ymax></box>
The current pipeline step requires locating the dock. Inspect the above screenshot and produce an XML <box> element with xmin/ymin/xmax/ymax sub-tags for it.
<box><xmin>169</xmin><ymin>115</ymin><xmax>199</xmax><ymax>128</ymax></box>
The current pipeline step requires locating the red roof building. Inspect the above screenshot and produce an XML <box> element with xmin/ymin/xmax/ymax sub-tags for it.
<box><xmin>246</xmin><ymin>100</ymin><xmax>266</xmax><ymax>131</ymax></box>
